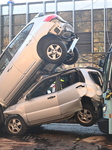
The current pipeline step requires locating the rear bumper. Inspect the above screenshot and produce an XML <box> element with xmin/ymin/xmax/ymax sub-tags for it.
<box><xmin>97</xmin><ymin>118</ymin><xmax>109</xmax><ymax>134</ymax></box>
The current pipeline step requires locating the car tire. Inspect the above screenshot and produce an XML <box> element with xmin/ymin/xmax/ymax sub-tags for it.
<box><xmin>5</xmin><ymin>116</ymin><xmax>27</xmax><ymax>136</ymax></box>
<box><xmin>75</xmin><ymin>103</ymin><xmax>97</xmax><ymax>126</ymax></box>
<box><xmin>64</xmin><ymin>47</ymin><xmax>79</xmax><ymax>65</ymax></box>
<box><xmin>38</xmin><ymin>36</ymin><xmax>67</xmax><ymax>64</ymax></box>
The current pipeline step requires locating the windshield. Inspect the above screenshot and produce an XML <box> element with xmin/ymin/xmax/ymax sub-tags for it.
<box><xmin>102</xmin><ymin>48</ymin><xmax>112</xmax><ymax>92</ymax></box>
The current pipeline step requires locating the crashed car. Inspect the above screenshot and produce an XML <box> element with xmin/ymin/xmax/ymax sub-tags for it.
<box><xmin>3</xmin><ymin>67</ymin><xmax>103</xmax><ymax>135</ymax></box>
<box><xmin>0</xmin><ymin>13</ymin><xmax>79</xmax><ymax>124</ymax></box>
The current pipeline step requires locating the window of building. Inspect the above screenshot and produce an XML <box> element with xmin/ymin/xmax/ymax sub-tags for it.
<box><xmin>94</xmin><ymin>43</ymin><xmax>104</xmax><ymax>53</ymax></box>
<box><xmin>94</xmin><ymin>32</ymin><xmax>104</xmax><ymax>43</ymax></box>
<box><xmin>75</xmin><ymin>21</ymin><xmax>91</xmax><ymax>32</ymax></box>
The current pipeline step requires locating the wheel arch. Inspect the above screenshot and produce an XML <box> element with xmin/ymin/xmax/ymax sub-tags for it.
<box><xmin>75</xmin><ymin>96</ymin><xmax>97</xmax><ymax>126</ymax></box>
<box><xmin>81</xmin><ymin>96</ymin><xmax>95</xmax><ymax>110</ymax></box>
<box><xmin>5</xmin><ymin>114</ymin><xmax>28</xmax><ymax>127</ymax></box>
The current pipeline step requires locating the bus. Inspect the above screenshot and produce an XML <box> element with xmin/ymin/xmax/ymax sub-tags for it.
<box><xmin>98</xmin><ymin>48</ymin><xmax>112</xmax><ymax>134</ymax></box>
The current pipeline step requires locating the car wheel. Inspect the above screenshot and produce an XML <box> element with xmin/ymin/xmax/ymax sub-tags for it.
<box><xmin>5</xmin><ymin>116</ymin><xmax>27</xmax><ymax>136</ymax></box>
<box><xmin>64</xmin><ymin>47</ymin><xmax>79</xmax><ymax>65</ymax></box>
<box><xmin>38</xmin><ymin>36</ymin><xmax>67</xmax><ymax>64</ymax></box>
<box><xmin>75</xmin><ymin>104</ymin><xmax>96</xmax><ymax>126</ymax></box>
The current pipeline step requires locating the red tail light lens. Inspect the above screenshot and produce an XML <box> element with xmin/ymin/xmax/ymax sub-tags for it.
<box><xmin>44</xmin><ymin>14</ymin><xmax>58</xmax><ymax>22</ymax></box>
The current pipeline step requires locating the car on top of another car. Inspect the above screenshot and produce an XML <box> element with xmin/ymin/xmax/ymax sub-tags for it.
<box><xmin>0</xmin><ymin>13</ymin><xmax>79</xmax><ymax>125</ymax></box>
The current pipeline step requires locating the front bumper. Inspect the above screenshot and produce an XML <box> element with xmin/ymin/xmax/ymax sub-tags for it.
<box><xmin>97</xmin><ymin>118</ymin><xmax>109</xmax><ymax>134</ymax></box>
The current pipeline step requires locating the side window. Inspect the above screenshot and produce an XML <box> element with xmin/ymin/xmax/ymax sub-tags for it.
<box><xmin>89</xmin><ymin>72</ymin><xmax>102</xmax><ymax>87</ymax></box>
<box><xmin>7</xmin><ymin>23</ymin><xmax>34</xmax><ymax>57</ymax></box>
<box><xmin>60</xmin><ymin>73</ymin><xmax>71</xmax><ymax>89</ymax></box>
<box><xmin>71</xmin><ymin>70</ymin><xmax>85</xmax><ymax>84</ymax></box>
<box><xmin>0</xmin><ymin>52</ymin><xmax>10</xmax><ymax>75</ymax></box>
<box><xmin>30</xmin><ymin>77</ymin><xmax>56</xmax><ymax>98</ymax></box>
<box><xmin>59</xmin><ymin>70</ymin><xmax>85</xmax><ymax>90</ymax></box>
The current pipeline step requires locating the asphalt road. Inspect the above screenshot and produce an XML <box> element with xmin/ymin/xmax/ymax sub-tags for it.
<box><xmin>0</xmin><ymin>123</ymin><xmax>112</xmax><ymax>150</ymax></box>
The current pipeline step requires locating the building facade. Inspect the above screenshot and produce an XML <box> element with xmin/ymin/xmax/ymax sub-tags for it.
<box><xmin>0</xmin><ymin>0</ymin><xmax>112</xmax><ymax>67</ymax></box>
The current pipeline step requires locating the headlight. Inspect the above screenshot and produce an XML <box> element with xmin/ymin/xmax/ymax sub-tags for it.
<box><xmin>103</xmin><ymin>104</ymin><xmax>107</xmax><ymax>113</ymax></box>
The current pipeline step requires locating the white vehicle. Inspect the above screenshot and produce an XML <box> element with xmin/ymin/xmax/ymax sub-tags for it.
<box><xmin>98</xmin><ymin>48</ymin><xmax>112</xmax><ymax>134</ymax></box>
<box><xmin>4</xmin><ymin>67</ymin><xmax>103</xmax><ymax>135</ymax></box>
<box><xmin>0</xmin><ymin>13</ymin><xmax>79</xmax><ymax>124</ymax></box>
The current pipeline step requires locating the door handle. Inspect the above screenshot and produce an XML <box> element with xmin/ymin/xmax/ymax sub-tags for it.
<box><xmin>7</xmin><ymin>66</ymin><xmax>12</xmax><ymax>72</ymax></box>
<box><xmin>48</xmin><ymin>96</ymin><xmax>55</xmax><ymax>99</ymax></box>
<box><xmin>76</xmin><ymin>85</ymin><xmax>85</xmax><ymax>88</ymax></box>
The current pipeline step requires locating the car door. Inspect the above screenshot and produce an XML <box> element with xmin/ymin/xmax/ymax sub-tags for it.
<box><xmin>0</xmin><ymin>51</ymin><xmax>25</xmax><ymax>106</ymax></box>
<box><xmin>25</xmin><ymin>93</ymin><xmax>60</xmax><ymax>125</ymax></box>
<box><xmin>0</xmin><ymin>62</ymin><xmax>24</xmax><ymax>106</ymax></box>
<box><xmin>25</xmin><ymin>77</ymin><xmax>61</xmax><ymax>125</ymax></box>
<box><xmin>7</xmin><ymin>23</ymin><xmax>39</xmax><ymax>77</ymax></box>
<box><xmin>57</xmin><ymin>71</ymin><xmax>87</xmax><ymax>115</ymax></box>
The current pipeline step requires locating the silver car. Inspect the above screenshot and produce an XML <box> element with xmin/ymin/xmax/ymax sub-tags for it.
<box><xmin>4</xmin><ymin>67</ymin><xmax>103</xmax><ymax>135</ymax></box>
<box><xmin>0</xmin><ymin>13</ymin><xmax>79</xmax><ymax>124</ymax></box>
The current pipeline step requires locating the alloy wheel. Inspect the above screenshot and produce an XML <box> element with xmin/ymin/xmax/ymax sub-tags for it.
<box><xmin>77</xmin><ymin>109</ymin><xmax>93</xmax><ymax>124</ymax></box>
<box><xmin>47</xmin><ymin>44</ymin><xmax>62</xmax><ymax>60</ymax></box>
<box><xmin>8</xmin><ymin>118</ymin><xmax>22</xmax><ymax>134</ymax></box>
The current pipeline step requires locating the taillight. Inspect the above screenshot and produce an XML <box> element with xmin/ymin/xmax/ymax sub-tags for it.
<box><xmin>44</xmin><ymin>14</ymin><xmax>58</xmax><ymax>22</ymax></box>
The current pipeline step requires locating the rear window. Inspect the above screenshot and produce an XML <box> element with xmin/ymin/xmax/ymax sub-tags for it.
<box><xmin>89</xmin><ymin>72</ymin><xmax>102</xmax><ymax>87</ymax></box>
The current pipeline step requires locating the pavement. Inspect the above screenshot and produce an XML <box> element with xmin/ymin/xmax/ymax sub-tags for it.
<box><xmin>0</xmin><ymin>123</ymin><xmax>112</xmax><ymax>150</ymax></box>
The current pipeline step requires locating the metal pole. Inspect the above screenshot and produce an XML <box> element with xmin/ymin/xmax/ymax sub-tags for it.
<box><xmin>73</xmin><ymin>0</ymin><xmax>75</xmax><ymax>33</ymax></box>
<box><xmin>0</xmin><ymin>5</ymin><xmax>2</xmax><ymax>54</ymax></box>
<box><xmin>43</xmin><ymin>0</ymin><xmax>46</xmax><ymax>15</ymax></box>
<box><xmin>55</xmin><ymin>0</ymin><xmax>57</xmax><ymax>14</ymax></box>
<box><xmin>91</xmin><ymin>0</ymin><xmax>94</xmax><ymax>53</ymax></box>
<box><xmin>104</xmin><ymin>0</ymin><xmax>106</xmax><ymax>52</ymax></box>
<box><xmin>9</xmin><ymin>4</ymin><xmax>13</xmax><ymax>42</ymax></box>
<box><xmin>26</xmin><ymin>2</ymin><xmax>29</xmax><ymax>24</ymax></box>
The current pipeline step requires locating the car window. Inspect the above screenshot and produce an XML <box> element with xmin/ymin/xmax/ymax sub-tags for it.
<box><xmin>89</xmin><ymin>72</ymin><xmax>102</xmax><ymax>87</ymax></box>
<box><xmin>30</xmin><ymin>77</ymin><xmax>56</xmax><ymax>98</ymax></box>
<box><xmin>7</xmin><ymin>23</ymin><xmax>34</xmax><ymax>57</ymax></box>
<box><xmin>71</xmin><ymin>70</ymin><xmax>85</xmax><ymax>84</ymax></box>
<box><xmin>59</xmin><ymin>70</ymin><xmax>85</xmax><ymax>89</ymax></box>
<box><xmin>0</xmin><ymin>52</ymin><xmax>10</xmax><ymax>75</ymax></box>
<box><xmin>59</xmin><ymin>73</ymin><xmax>71</xmax><ymax>89</ymax></box>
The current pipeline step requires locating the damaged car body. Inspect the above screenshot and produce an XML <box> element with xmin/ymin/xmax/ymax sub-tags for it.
<box><xmin>0</xmin><ymin>13</ymin><xmax>79</xmax><ymax>124</ymax></box>
<box><xmin>4</xmin><ymin>67</ymin><xmax>103</xmax><ymax>135</ymax></box>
